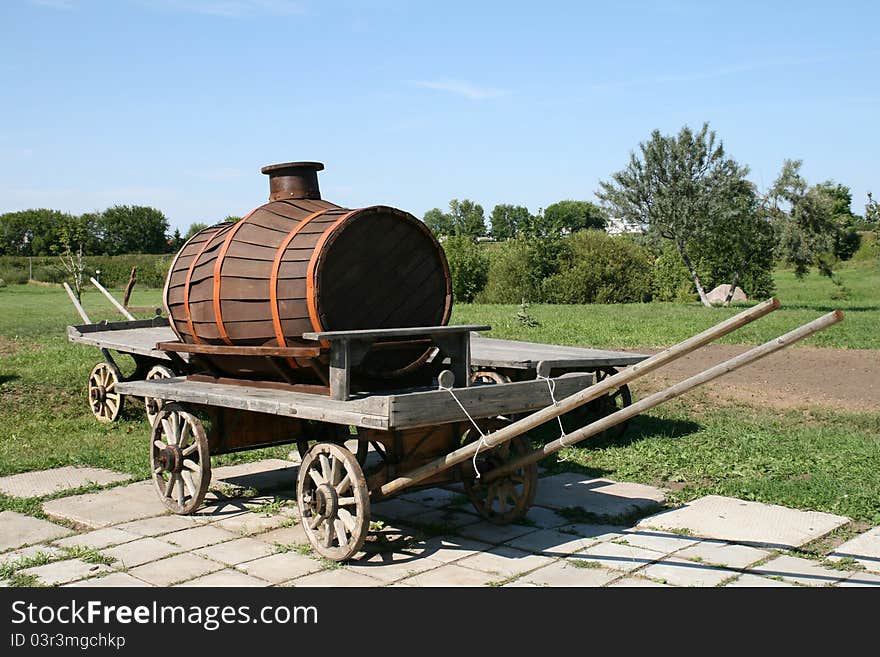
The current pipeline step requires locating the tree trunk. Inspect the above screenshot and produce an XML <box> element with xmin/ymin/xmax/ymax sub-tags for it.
<box><xmin>676</xmin><ymin>240</ymin><xmax>711</xmax><ymax>307</ymax></box>
<box><xmin>723</xmin><ymin>269</ymin><xmax>742</xmax><ymax>307</ymax></box>
<box><xmin>123</xmin><ymin>266</ymin><xmax>137</xmax><ymax>307</ymax></box>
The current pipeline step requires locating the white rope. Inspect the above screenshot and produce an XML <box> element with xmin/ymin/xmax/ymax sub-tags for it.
<box><xmin>538</xmin><ymin>373</ymin><xmax>570</xmax><ymax>461</ymax></box>
<box><xmin>439</xmin><ymin>381</ymin><xmax>490</xmax><ymax>479</ymax></box>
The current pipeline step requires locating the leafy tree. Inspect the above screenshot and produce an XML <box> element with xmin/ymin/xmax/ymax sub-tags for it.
<box><xmin>597</xmin><ymin>123</ymin><xmax>757</xmax><ymax>307</ymax></box>
<box><xmin>0</xmin><ymin>209</ymin><xmax>91</xmax><ymax>256</ymax></box>
<box><xmin>184</xmin><ymin>222</ymin><xmax>209</xmax><ymax>241</ymax></box>
<box><xmin>97</xmin><ymin>205</ymin><xmax>171</xmax><ymax>255</ymax></box>
<box><xmin>490</xmin><ymin>204</ymin><xmax>531</xmax><ymax>240</ymax></box>
<box><xmin>441</xmin><ymin>234</ymin><xmax>489</xmax><ymax>302</ymax></box>
<box><xmin>223</xmin><ymin>215</ymin><xmax>242</xmax><ymax>223</ymax></box>
<box><xmin>448</xmin><ymin>199</ymin><xmax>487</xmax><ymax>238</ymax></box>
<box><xmin>866</xmin><ymin>192</ymin><xmax>879</xmax><ymax>227</ymax></box>
<box><xmin>423</xmin><ymin>208</ymin><xmax>454</xmax><ymax>238</ymax></box>
<box><xmin>541</xmin><ymin>200</ymin><xmax>606</xmax><ymax>236</ymax></box>
<box><xmin>170</xmin><ymin>228</ymin><xmax>184</xmax><ymax>251</ymax></box>
<box><xmin>765</xmin><ymin>161</ymin><xmax>860</xmax><ymax>276</ymax></box>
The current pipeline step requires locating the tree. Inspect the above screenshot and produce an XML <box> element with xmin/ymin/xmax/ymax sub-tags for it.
<box><xmin>765</xmin><ymin>161</ymin><xmax>860</xmax><ymax>276</ymax></box>
<box><xmin>52</xmin><ymin>216</ymin><xmax>90</xmax><ymax>301</ymax></box>
<box><xmin>0</xmin><ymin>209</ymin><xmax>89</xmax><ymax>256</ymax></box>
<box><xmin>448</xmin><ymin>199</ymin><xmax>487</xmax><ymax>238</ymax></box>
<box><xmin>441</xmin><ymin>234</ymin><xmax>489</xmax><ymax>302</ymax></box>
<box><xmin>866</xmin><ymin>192</ymin><xmax>879</xmax><ymax>227</ymax></box>
<box><xmin>597</xmin><ymin>123</ymin><xmax>755</xmax><ymax>307</ymax></box>
<box><xmin>97</xmin><ymin>205</ymin><xmax>171</xmax><ymax>255</ymax></box>
<box><xmin>542</xmin><ymin>200</ymin><xmax>606</xmax><ymax>236</ymax></box>
<box><xmin>423</xmin><ymin>208</ymin><xmax>454</xmax><ymax>238</ymax></box>
<box><xmin>490</xmin><ymin>204</ymin><xmax>531</xmax><ymax>240</ymax></box>
<box><xmin>184</xmin><ymin>222</ymin><xmax>209</xmax><ymax>241</ymax></box>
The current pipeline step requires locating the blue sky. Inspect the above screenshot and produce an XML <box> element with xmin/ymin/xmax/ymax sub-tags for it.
<box><xmin>1</xmin><ymin>0</ymin><xmax>878</xmax><ymax>233</ymax></box>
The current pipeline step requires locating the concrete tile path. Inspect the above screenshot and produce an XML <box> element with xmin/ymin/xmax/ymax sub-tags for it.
<box><xmin>0</xmin><ymin>460</ymin><xmax>876</xmax><ymax>588</ymax></box>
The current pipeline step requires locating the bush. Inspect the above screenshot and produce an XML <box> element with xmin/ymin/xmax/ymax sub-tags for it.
<box><xmin>441</xmin><ymin>235</ymin><xmax>489</xmax><ymax>303</ymax></box>
<box><xmin>0</xmin><ymin>254</ymin><xmax>173</xmax><ymax>288</ymax></box>
<box><xmin>476</xmin><ymin>237</ymin><xmax>566</xmax><ymax>303</ymax></box>
<box><xmin>652</xmin><ymin>246</ymin><xmax>697</xmax><ymax>302</ymax></box>
<box><xmin>540</xmin><ymin>230</ymin><xmax>654</xmax><ymax>303</ymax></box>
<box><xmin>851</xmin><ymin>231</ymin><xmax>879</xmax><ymax>263</ymax></box>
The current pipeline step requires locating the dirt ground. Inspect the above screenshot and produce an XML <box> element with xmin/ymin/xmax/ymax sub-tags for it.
<box><xmin>633</xmin><ymin>345</ymin><xmax>880</xmax><ymax>412</ymax></box>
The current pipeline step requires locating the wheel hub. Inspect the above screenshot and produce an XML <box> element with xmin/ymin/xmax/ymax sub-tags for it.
<box><xmin>314</xmin><ymin>483</ymin><xmax>338</xmax><ymax>520</ymax></box>
<box><xmin>158</xmin><ymin>444</ymin><xmax>183</xmax><ymax>473</ymax></box>
<box><xmin>91</xmin><ymin>385</ymin><xmax>107</xmax><ymax>404</ymax></box>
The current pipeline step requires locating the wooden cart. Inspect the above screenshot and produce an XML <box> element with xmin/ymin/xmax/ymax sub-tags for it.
<box><xmin>71</xmin><ymin>297</ymin><xmax>843</xmax><ymax>561</ymax></box>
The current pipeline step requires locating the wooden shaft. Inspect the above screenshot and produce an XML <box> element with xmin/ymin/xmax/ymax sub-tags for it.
<box><xmin>484</xmin><ymin>309</ymin><xmax>844</xmax><ymax>483</ymax></box>
<box><xmin>375</xmin><ymin>297</ymin><xmax>781</xmax><ymax>498</ymax></box>
<box><xmin>63</xmin><ymin>282</ymin><xmax>91</xmax><ymax>324</ymax></box>
<box><xmin>89</xmin><ymin>277</ymin><xmax>136</xmax><ymax>321</ymax></box>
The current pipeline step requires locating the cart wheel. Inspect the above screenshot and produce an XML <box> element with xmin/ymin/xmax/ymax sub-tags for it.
<box><xmin>463</xmin><ymin>433</ymin><xmax>537</xmax><ymax>525</ymax></box>
<box><xmin>588</xmin><ymin>368</ymin><xmax>632</xmax><ymax>441</ymax></box>
<box><xmin>150</xmin><ymin>404</ymin><xmax>211</xmax><ymax>515</ymax></box>
<box><xmin>470</xmin><ymin>370</ymin><xmax>511</xmax><ymax>385</ymax></box>
<box><xmin>297</xmin><ymin>442</ymin><xmax>370</xmax><ymax>561</ymax></box>
<box><xmin>88</xmin><ymin>362</ymin><xmax>124</xmax><ymax>423</ymax></box>
<box><xmin>144</xmin><ymin>364</ymin><xmax>174</xmax><ymax>427</ymax></box>
<box><xmin>296</xmin><ymin>426</ymin><xmax>369</xmax><ymax>467</ymax></box>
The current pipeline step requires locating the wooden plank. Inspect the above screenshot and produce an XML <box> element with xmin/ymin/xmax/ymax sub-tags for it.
<box><xmin>115</xmin><ymin>377</ymin><xmax>391</xmax><ymax>429</ymax></box>
<box><xmin>303</xmin><ymin>325</ymin><xmax>490</xmax><ymax>341</ymax></box>
<box><xmin>469</xmin><ymin>335</ymin><xmax>649</xmax><ymax>369</ymax></box>
<box><xmin>388</xmin><ymin>372</ymin><xmax>594</xmax><ymax>428</ymax></box>
<box><xmin>156</xmin><ymin>341</ymin><xmax>321</xmax><ymax>358</ymax></box>
<box><xmin>187</xmin><ymin>374</ymin><xmax>328</xmax><ymax>396</ymax></box>
<box><xmin>68</xmin><ymin>325</ymin><xmax>179</xmax><ymax>360</ymax></box>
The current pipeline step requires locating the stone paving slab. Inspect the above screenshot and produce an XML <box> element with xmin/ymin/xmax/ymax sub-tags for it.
<box><xmin>0</xmin><ymin>511</ymin><xmax>72</xmax><ymax>551</ymax></box>
<box><xmin>211</xmin><ymin>459</ymin><xmax>298</xmax><ymax>492</ymax></box>
<box><xmin>116</xmin><ymin>514</ymin><xmax>203</xmax><ymax>537</ymax></box>
<box><xmin>42</xmin><ymin>481</ymin><xmax>167</xmax><ymax>529</ymax></box>
<box><xmin>214</xmin><ymin>509</ymin><xmax>296</xmax><ymax>536</ymax></box>
<box><xmin>0</xmin><ymin>466</ymin><xmax>131</xmax><ymax>499</ymax></box>
<box><xmin>457</xmin><ymin>520</ymin><xmax>537</xmax><ymax>545</ymax></box>
<box><xmin>748</xmin><ymin>555</ymin><xmax>847</xmax><ymax>587</ymax></box>
<box><xmin>66</xmin><ymin>572</ymin><xmax>153</xmax><ymax>587</ymax></box>
<box><xmin>827</xmin><ymin>526</ymin><xmax>880</xmax><ymax>573</ymax></box>
<box><xmin>253</xmin><ymin>524</ymin><xmax>308</xmax><ymax>547</ymax></box>
<box><xmin>838</xmin><ymin>571</ymin><xmax>880</xmax><ymax>587</ymax></box>
<box><xmin>407</xmin><ymin>509</ymin><xmax>483</xmax><ymax>532</ymax></box>
<box><xmin>608</xmin><ymin>576</ymin><xmax>671</xmax><ymax>587</ymax></box>
<box><xmin>0</xmin><ymin>544</ymin><xmax>62</xmax><ymax>567</ymax></box>
<box><xmin>102</xmin><ymin>537</ymin><xmax>182</xmax><ymax>569</ymax></box>
<box><xmin>128</xmin><ymin>553</ymin><xmax>223</xmax><ymax>586</ymax></box>
<box><xmin>401</xmin><ymin>563</ymin><xmax>497</xmax><ymax>587</ymax></box>
<box><xmin>456</xmin><ymin>545</ymin><xmax>553</xmax><ymax>580</ymax></box>
<box><xmin>287</xmin><ymin>568</ymin><xmax>381</xmax><ymax>587</ymax></box>
<box><xmin>517</xmin><ymin>560</ymin><xmax>620</xmax><ymax>587</ymax></box>
<box><xmin>177</xmin><ymin>569</ymin><xmax>269</xmax><ymax>587</ymax></box>
<box><xmin>534</xmin><ymin>474</ymin><xmax>665</xmax><ymax>520</ymax></box>
<box><xmin>345</xmin><ymin>552</ymin><xmax>447</xmax><ymax>584</ymax></box>
<box><xmin>237</xmin><ymin>552</ymin><xmax>324</xmax><ymax>584</ymax></box>
<box><xmin>620</xmin><ymin>528</ymin><xmax>701</xmax><ymax>554</ymax></box>
<box><xmin>724</xmin><ymin>573</ymin><xmax>796</xmax><ymax>587</ymax></box>
<box><xmin>673</xmin><ymin>541</ymin><xmax>770</xmax><ymax>570</ymax></box>
<box><xmin>575</xmin><ymin>541</ymin><xmax>665</xmax><ymax>573</ymax></box>
<box><xmin>638</xmin><ymin>495</ymin><xmax>849</xmax><ymax>549</ymax></box>
<box><xmin>415</xmin><ymin>536</ymin><xmax>495</xmax><ymax>564</ymax></box>
<box><xmin>20</xmin><ymin>559</ymin><xmax>111</xmax><ymax>586</ymax></box>
<box><xmin>641</xmin><ymin>557</ymin><xmax>737</xmax><ymax>587</ymax></box>
<box><xmin>398</xmin><ymin>487</ymin><xmax>462</xmax><ymax>507</ymax></box>
<box><xmin>504</xmin><ymin>528</ymin><xmax>600</xmax><ymax>556</ymax></box>
<box><xmin>54</xmin><ymin>527</ymin><xmax>142</xmax><ymax>550</ymax></box>
<box><xmin>195</xmin><ymin>537</ymin><xmax>276</xmax><ymax>566</ymax></box>
<box><xmin>161</xmin><ymin>524</ymin><xmax>240</xmax><ymax>550</ymax></box>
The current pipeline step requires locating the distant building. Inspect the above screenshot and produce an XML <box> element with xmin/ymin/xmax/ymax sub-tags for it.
<box><xmin>605</xmin><ymin>217</ymin><xmax>646</xmax><ymax>235</ymax></box>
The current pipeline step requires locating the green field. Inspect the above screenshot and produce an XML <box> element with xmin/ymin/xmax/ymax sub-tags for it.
<box><xmin>0</xmin><ymin>263</ymin><xmax>878</xmax><ymax>524</ymax></box>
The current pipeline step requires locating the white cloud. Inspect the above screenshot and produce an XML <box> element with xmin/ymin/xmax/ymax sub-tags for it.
<box><xmin>411</xmin><ymin>79</ymin><xmax>508</xmax><ymax>100</ymax></box>
<box><xmin>139</xmin><ymin>0</ymin><xmax>306</xmax><ymax>17</ymax></box>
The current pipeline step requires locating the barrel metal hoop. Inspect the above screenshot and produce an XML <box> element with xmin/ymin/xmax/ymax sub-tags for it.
<box><xmin>269</xmin><ymin>207</ymin><xmax>335</xmax><ymax>367</ymax></box>
<box><xmin>305</xmin><ymin>209</ymin><xmax>359</xmax><ymax>349</ymax></box>
<box><xmin>212</xmin><ymin>210</ymin><xmax>256</xmax><ymax>346</ymax></box>
<box><xmin>182</xmin><ymin>224</ymin><xmax>232</xmax><ymax>345</ymax></box>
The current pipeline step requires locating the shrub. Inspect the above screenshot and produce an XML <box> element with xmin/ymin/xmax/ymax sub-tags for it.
<box><xmin>0</xmin><ymin>254</ymin><xmax>173</xmax><ymax>288</ymax></box>
<box><xmin>540</xmin><ymin>230</ymin><xmax>654</xmax><ymax>304</ymax></box>
<box><xmin>441</xmin><ymin>235</ymin><xmax>489</xmax><ymax>303</ymax></box>
<box><xmin>476</xmin><ymin>237</ymin><xmax>566</xmax><ymax>303</ymax></box>
<box><xmin>652</xmin><ymin>246</ymin><xmax>697</xmax><ymax>302</ymax></box>
<box><xmin>851</xmin><ymin>231</ymin><xmax>879</xmax><ymax>263</ymax></box>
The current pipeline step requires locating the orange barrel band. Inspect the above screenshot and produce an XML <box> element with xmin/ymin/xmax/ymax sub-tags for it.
<box><xmin>212</xmin><ymin>211</ymin><xmax>255</xmax><ymax>346</ymax></box>
<box><xmin>183</xmin><ymin>224</ymin><xmax>231</xmax><ymax>344</ymax></box>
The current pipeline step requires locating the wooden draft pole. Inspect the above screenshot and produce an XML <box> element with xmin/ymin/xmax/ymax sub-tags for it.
<box><xmin>484</xmin><ymin>310</ymin><xmax>844</xmax><ymax>482</ymax></box>
<box><xmin>63</xmin><ymin>282</ymin><xmax>91</xmax><ymax>324</ymax></box>
<box><xmin>89</xmin><ymin>276</ymin><xmax>136</xmax><ymax>321</ymax></box>
<box><xmin>376</xmin><ymin>297</ymin><xmax>782</xmax><ymax>498</ymax></box>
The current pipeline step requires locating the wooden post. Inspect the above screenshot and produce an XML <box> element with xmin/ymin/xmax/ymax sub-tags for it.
<box><xmin>89</xmin><ymin>276</ymin><xmax>136</xmax><ymax>321</ymax></box>
<box><xmin>63</xmin><ymin>282</ymin><xmax>91</xmax><ymax>324</ymax></box>
<box><xmin>329</xmin><ymin>339</ymin><xmax>351</xmax><ymax>401</ymax></box>
<box><xmin>122</xmin><ymin>266</ymin><xmax>137</xmax><ymax>307</ymax></box>
<box><xmin>375</xmin><ymin>297</ymin><xmax>782</xmax><ymax>498</ymax></box>
<box><xmin>484</xmin><ymin>309</ymin><xmax>845</xmax><ymax>482</ymax></box>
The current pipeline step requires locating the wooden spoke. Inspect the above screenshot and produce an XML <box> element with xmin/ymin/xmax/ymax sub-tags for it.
<box><xmin>150</xmin><ymin>403</ymin><xmax>211</xmax><ymax>515</ymax></box>
<box><xmin>560</xmin><ymin>367</ymin><xmax>633</xmax><ymax>441</ymax></box>
<box><xmin>144</xmin><ymin>364</ymin><xmax>173</xmax><ymax>427</ymax></box>
<box><xmin>87</xmin><ymin>362</ymin><xmax>124</xmax><ymax>423</ymax></box>
<box><xmin>297</xmin><ymin>441</ymin><xmax>370</xmax><ymax>562</ymax></box>
<box><xmin>463</xmin><ymin>431</ymin><xmax>537</xmax><ymax>525</ymax></box>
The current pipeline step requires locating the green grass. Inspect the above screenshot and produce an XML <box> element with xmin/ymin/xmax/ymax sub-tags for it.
<box><xmin>453</xmin><ymin>263</ymin><xmax>880</xmax><ymax>350</ymax></box>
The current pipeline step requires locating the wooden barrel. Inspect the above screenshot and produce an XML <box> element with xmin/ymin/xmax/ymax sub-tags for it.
<box><xmin>163</xmin><ymin>163</ymin><xmax>452</xmax><ymax>382</ymax></box>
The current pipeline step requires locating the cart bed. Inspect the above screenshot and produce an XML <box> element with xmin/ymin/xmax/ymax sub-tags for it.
<box><xmin>67</xmin><ymin>318</ymin><xmax>180</xmax><ymax>361</ymax></box>
<box><xmin>470</xmin><ymin>335</ymin><xmax>647</xmax><ymax>370</ymax></box>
